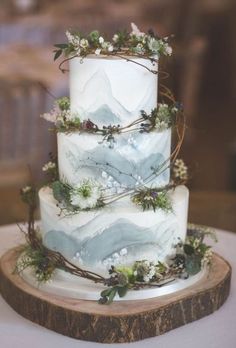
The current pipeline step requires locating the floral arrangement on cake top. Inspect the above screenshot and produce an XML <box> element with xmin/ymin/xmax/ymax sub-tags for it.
<box><xmin>54</xmin><ymin>23</ymin><xmax>172</xmax><ymax>69</ymax></box>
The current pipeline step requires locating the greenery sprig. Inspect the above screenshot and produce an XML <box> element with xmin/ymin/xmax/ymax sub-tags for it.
<box><xmin>132</xmin><ymin>189</ymin><xmax>172</xmax><ymax>212</ymax></box>
<box><xmin>41</xmin><ymin>96</ymin><xmax>180</xmax><ymax>137</ymax></box>
<box><xmin>54</xmin><ymin>23</ymin><xmax>173</xmax><ymax>73</ymax></box>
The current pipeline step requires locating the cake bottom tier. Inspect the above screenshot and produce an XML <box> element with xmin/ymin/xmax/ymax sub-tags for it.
<box><xmin>39</xmin><ymin>185</ymin><xmax>189</xmax><ymax>275</ymax></box>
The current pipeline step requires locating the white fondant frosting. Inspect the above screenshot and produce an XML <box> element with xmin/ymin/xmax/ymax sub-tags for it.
<box><xmin>37</xmin><ymin>54</ymin><xmax>191</xmax><ymax>301</ymax></box>
<box><xmin>39</xmin><ymin>185</ymin><xmax>189</xmax><ymax>275</ymax></box>
<box><xmin>69</xmin><ymin>56</ymin><xmax>158</xmax><ymax>127</ymax></box>
<box><xmin>57</xmin><ymin>129</ymin><xmax>171</xmax><ymax>189</ymax></box>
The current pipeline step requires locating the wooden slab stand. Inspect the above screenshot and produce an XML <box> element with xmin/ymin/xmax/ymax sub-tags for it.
<box><xmin>0</xmin><ymin>247</ymin><xmax>231</xmax><ymax>343</ymax></box>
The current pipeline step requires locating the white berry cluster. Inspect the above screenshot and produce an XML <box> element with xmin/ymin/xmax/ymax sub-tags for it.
<box><xmin>173</xmin><ymin>159</ymin><xmax>188</xmax><ymax>181</ymax></box>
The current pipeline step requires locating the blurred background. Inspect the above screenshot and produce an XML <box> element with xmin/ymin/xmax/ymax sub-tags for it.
<box><xmin>0</xmin><ymin>0</ymin><xmax>235</xmax><ymax>230</ymax></box>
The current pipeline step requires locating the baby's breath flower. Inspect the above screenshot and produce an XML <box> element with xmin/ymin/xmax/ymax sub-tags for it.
<box><xmin>42</xmin><ymin>161</ymin><xmax>56</xmax><ymax>172</ymax></box>
<box><xmin>173</xmin><ymin>159</ymin><xmax>188</xmax><ymax>181</ymax></box>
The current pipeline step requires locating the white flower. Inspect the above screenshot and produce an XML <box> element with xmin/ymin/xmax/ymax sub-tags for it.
<box><xmin>130</xmin><ymin>23</ymin><xmax>145</xmax><ymax>37</ymax></box>
<box><xmin>99</xmin><ymin>36</ymin><xmax>104</xmax><ymax>44</ymax></box>
<box><xmin>41</xmin><ymin>103</ymin><xmax>71</xmax><ymax>125</ymax></box>
<box><xmin>66</xmin><ymin>30</ymin><xmax>75</xmax><ymax>44</ymax></box>
<box><xmin>41</xmin><ymin>107</ymin><xmax>58</xmax><ymax>123</ymax></box>
<box><xmin>70</xmin><ymin>180</ymin><xmax>101</xmax><ymax>210</ymax></box>
<box><xmin>108</xmin><ymin>44</ymin><xmax>114</xmax><ymax>52</ymax></box>
<box><xmin>134</xmin><ymin>43</ymin><xmax>144</xmax><ymax>54</ymax></box>
<box><xmin>80</xmin><ymin>38</ymin><xmax>89</xmax><ymax>49</ymax></box>
<box><xmin>22</xmin><ymin>186</ymin><xmax>31</xmax><ymax>193</ymax></box>
<box><xmin>173</xmin><ymin>159</ymin><xmax>188</xmax><ymax>181</ymax></box>
<box><xmin>165</xmin><ymin>45</ymin><xmax>173</xmax><ymax>56</ymax></box>
<box><xmin>148</xmin><ymin>37</ymin><xmax>161</xmax><ymax>54</ymax></box>
<box><xmin>155</xmin><ymin>119</ymin><xmax>168</xmax><ymax>131</ymax></box>
<box><xmin>112</xmin><ymin>34</ymin><xmax>119</xmax><ymax>42</ymax></box>
<box><xmin>65</xmin><ymin>30</ymin><xmax>80</xmax><ymax>48</ymax></box>
<box><xmin>95</xmin><ymin>48</ymin><xmax>101</xmax><ymax>55</ymax></box>
<box><xmin>42</xmin><ymin>161</ymin><xmax>56</xmax><ymax>172</ymax></box>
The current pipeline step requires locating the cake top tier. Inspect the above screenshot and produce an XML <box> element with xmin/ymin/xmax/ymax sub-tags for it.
<box><xmin>69</xmin><ymin>56</ymin><xmax>158</xmax><ymax>127</ymax></box>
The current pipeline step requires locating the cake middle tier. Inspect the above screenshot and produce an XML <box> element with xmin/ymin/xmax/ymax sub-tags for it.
<box><xmin>57</xmin><ymin>129</ymin><xmax>171</xmax><ymax>189</ymax></box>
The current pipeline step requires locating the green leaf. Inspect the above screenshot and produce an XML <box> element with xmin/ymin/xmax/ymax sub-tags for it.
<box><xmin>107</xmin><ymin>288</ymin><xmax>117</xmax><ymax>304</ymax></box>
<box><xmin>185</xmin><ymin>255</ymin><xmax>201</xmax><ymax>275</ymax></box>
<box><xmin>51</xmin><ymin>181</ymin><xmax>69</xmax><ymax>203</ymax></box>
<box><xmin>184</xmin><ymin>244</ymin><xmax>195</xmax><ymax>255</ymax></box>
<box><xmin>117</xmin><ymin>286</ymin><xmax>128</xmax><ymax>298</ymax></box>
<box><xmin>54</xmin><ymin>49</ymin><xmax>62</xmax><ymax>61</ymax></box>
<box><xmin>54</xmin><ymin>43</ymin><xmax>68</xmax><ymax>49</ymax></box>
<box><xmin>100</xmin><ymin>288</ymin><xmax>112</xmax><ymax>297</ymax></box>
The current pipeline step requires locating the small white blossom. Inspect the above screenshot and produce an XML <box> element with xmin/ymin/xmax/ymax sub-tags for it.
<box><xmin>155</xmin><ymin>119</ymin><xmax>169</xmax><ymax>131</ymax></box>
<box><xmin>108</xmin><ymin>44</ymin><xmax>114</xmax><ymax>52</ymax></box>
<box><xmin>193</xmin><ymin>238</ymin><xmax>201</xmax><ymax>249</ymax></box>
<box><xmin>134</xmin><ymin>43</ymin><xmax>144</xmax><ymax>54</ymax></box>
<box><xmin>112</xmin><ymin>34</ymin><xmax>119</xmax><ymax>42</ymax></box>
<box><xmin>65</xmin><ymin>30</ymin><xmax>80</xmax><ymax>50</ymax></box>
<box><xmin>165</xmin><ymin>45</ymin><xmax>173</xmax><ymax>56</ymax></box>
<box><xmin>80</xmin><ymin>38</ymin><xmax>89</xmax><ymax>49</ymax></box>
<box><xmin>41</xmin><ymin>107</ymin><xmax>58</xmax><ymax>123</ymax></box>
<box><xmin>99</xmin><ymin>36</ymin><xmax>104</xmax><ymax>44</ymax></box>
<box><xmin>22</xmin><ymin>186</ymin><xmax>31</xmax><ymax>193</ymax></box>
<box><xmin>42</xmin><ymin>161</ymin><xmax>56</xmax><ymax>172</ymax></box>
<box><xmin>173</xmin><ymin>159</ymin><xmax>188</xmax><ymax>181</ymax></box>
<box><xmin>130</xmin><ymin>23</ymin><xmax>145</xmax><ymax>37</ymax></box>
<box><xmin>66</xmin><ymin>30</ymin><xmax>76</xmax><ymax>44</ymax></box>
<box><xmin>201</xmin><ymin>248</ymin><xmax>213</xmax><ymax>266</ymax></box>
<box><xmin>95</xmin><ymin>48</ymin><xmax>102</xmax><ymax>55</ymax></box>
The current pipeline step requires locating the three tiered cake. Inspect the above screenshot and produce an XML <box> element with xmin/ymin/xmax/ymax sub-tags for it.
<box><xmin>19</xmin><ymin>24</ymin><xmax>214</xmax><ymax>302</ymax></box>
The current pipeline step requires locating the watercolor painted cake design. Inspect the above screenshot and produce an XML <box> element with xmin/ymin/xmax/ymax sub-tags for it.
<box><xmin>18</xmin><ymin>24</ymin><xmax>215</xmax><ymax>303</ymax></box>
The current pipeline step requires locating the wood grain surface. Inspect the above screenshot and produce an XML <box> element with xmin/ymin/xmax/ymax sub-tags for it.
<box><xmin>0</xmin><ymin>247</ymin><xmax>231</xmax><ymax>343</ymax></box>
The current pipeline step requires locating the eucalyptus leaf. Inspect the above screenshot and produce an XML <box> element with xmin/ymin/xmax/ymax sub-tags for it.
<box><xmin>184</xmin><ymin>244</ymin><xmax>195</xmax><ymax>255</ymax></box>
<box><xmin>185</xmin><ymin>255</ymin><xmax>201</xmax><ymax>275</ymax></box>
<box><xmin>51</xmin><ymin>181</ymin><xmax>69</xmax><ymax>203</ymax></box>
<box><xmin>107</xmin><ymin>288</ymin><xmax>117</xmax><ymax>304</ymax></box>
<box><xmin>54</xmin><ymin>43</ymin><xmax>68</xmax><ymax>49</ymax></box>
<box><xmin>100</xmin><ymin>288</ymin><xmax>112</xmax><ymax>297</ymax></box>
<box><xmin>117</xmin><ymin>286</ymin><xmax>128</xmax><ymax>298</ymax></box>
